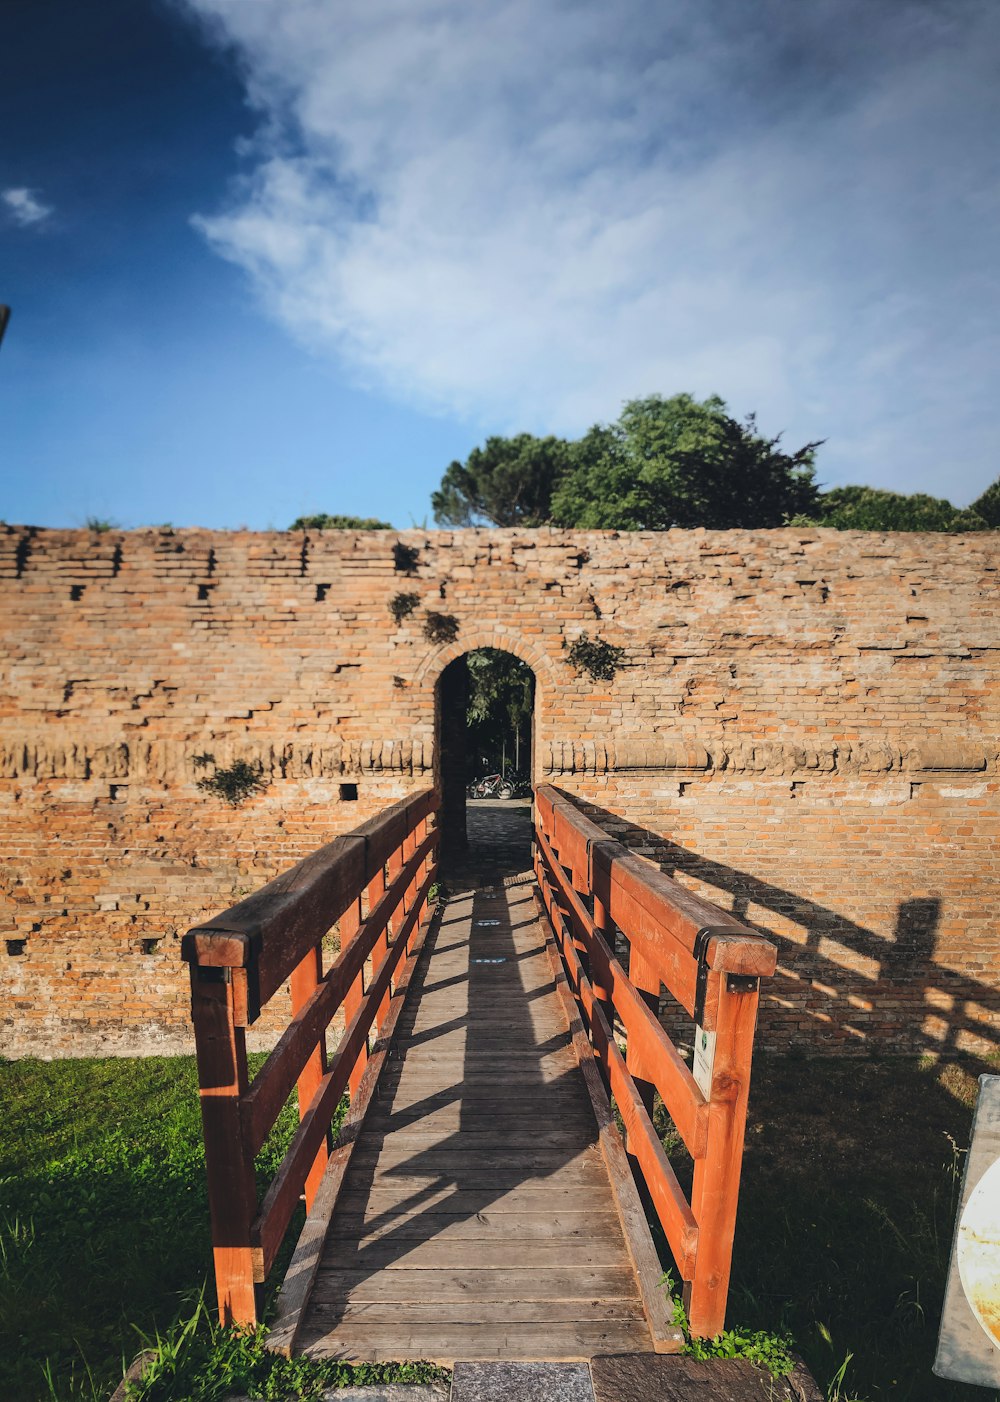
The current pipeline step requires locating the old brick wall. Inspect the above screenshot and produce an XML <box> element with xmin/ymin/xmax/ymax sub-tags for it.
<box><xmin>1</xmin><ymin>525</ymin><xmax>997</xmax><ymax>1058</ymax></box>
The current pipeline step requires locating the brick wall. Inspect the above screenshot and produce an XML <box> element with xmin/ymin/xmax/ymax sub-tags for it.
<box><xmin>1</xmin><ymin>524</ymin><xmax>997</xmax><ymax>1058</ymax></box>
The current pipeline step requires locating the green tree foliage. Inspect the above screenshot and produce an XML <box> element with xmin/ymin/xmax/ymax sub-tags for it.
<box><xmin>431</xmin><ymin>434</ymin><xmax>574</xmax><ymax>526</ymax></box>
<box><xmin>551</xmin><ymin>393</ymin><xmax>821</xmax><ymax>529</ymax></box>
<box><xmin>970</xmin><ymin>475</ymin><xmax>1000</xmax><ymax>528</ymax></box>
<box><xmin>433</xmin><ymin>395</ymin><xmax>820</xmax><ymax>531</ymax></box>
<box><xmin>466</xmin><ymin>648</ymin><xmax>534</xmax><ymax>773</ymax></box>
<box><xmin>289</xmin><ymin>513</ymin><xmax>393</xmax><ymax>530</ymax></box>
<box><xmin>799</xmin><ymin>485</ymin><xmax>988</xmax><ymax>532</ymax></box>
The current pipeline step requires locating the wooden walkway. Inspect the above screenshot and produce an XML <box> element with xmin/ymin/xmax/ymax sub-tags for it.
<box><xmin>293</xmin><ymin>871</ymin><xmax>656</xmax><ymax>1362</ymax></box>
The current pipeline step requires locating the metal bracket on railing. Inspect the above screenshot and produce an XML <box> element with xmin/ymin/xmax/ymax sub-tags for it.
<box><xmin>726</xmin><ymin>974</ymin><xmax>760</xmax><ymax>997</ymax></box>
<box><xmin>692</xmin><ymin>926</ymin><xmax>740</xmax><ymax>1026</ymax></box>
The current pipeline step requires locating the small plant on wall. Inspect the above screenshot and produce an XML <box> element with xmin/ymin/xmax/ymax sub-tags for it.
<box><xmin>196</xmin><ymin>758</ymin><xmax>269</xmax><ymax>807</ymax></box>
<box><xmin>424</xmin><ymin>611</ymin><xmax>459</xmax><ymax>644</ymax></box>
<box><xmin>564</xmin><ymin>631</ymin><xmax>625</xmax><ymax>682</ymax></box>
<box><xmin>393</xmin><ymin>542</ymin><xmax>420</xmax><ymax>574</ymax></box>
<box><xmin>389</xmin><ymin>591</ymin><xmax>420</xmax><ymax>624</ymax></box>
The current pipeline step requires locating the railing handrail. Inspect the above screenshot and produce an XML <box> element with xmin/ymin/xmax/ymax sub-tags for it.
<box><xmin>533</xmin><ymin>783</ymin><xmax>775</xmax><ymax>1339</ymax></box>
<box><xmin>184</xmin><ymin>787</ymin><xmax>440</xmax><ymax>1326</ymax></box>
<box><xmin>536</xmin><ymin>784</ymin><xmax>776</xmax><ymax>984</ymax></box>
<box><xmin>182</xmin><ymin>789</ymin><xmax>437</xmax><ymax>1015</ymax></box>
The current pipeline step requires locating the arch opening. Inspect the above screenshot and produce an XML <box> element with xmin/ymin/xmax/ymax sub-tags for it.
<box><xmin>435</xmin><ymin>647</ymin><xmax>536</xmax><ymax>870</ymax></box>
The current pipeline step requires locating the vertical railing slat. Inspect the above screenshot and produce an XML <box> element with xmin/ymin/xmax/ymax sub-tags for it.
<box><xmin>289</xmin><ymin>944</ymin><xmax>328</xmax><ymax>1208</ymax></box>
<box><xmin>190</xmin><ymin>974</ymin><xmax>258</xmax><ymax>1324</ymax></box>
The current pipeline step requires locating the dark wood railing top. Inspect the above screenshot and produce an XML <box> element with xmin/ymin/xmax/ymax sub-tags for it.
<box><xmin>181</xmin><ymin>789</ymin><xmax>436</xmax><ymax>1012</ymax></box>
<box><xmin>535</xmin><ymin>784</ymin><xmax>776</xmax><ymax>981</ymax></box>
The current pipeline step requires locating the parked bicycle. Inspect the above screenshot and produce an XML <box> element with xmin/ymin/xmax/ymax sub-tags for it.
<box><xmin>466</xmin><ymin>772</ymin><xmax>515</xmax><ymax>799</ymax></box>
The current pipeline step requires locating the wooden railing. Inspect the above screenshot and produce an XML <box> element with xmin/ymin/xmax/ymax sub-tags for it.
<box><xmin>182</xmin><ymin>788</ymin><xmax>439</xmax><ymax>1326</ymax></box>
<box><xmin>533</xmin><ymin>784</ymin><xmax>776</xmax><ymax>1338</ymax></box>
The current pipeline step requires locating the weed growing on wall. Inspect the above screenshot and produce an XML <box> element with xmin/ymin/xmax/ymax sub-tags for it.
<box><xmin>195</xmin><ymin>759</ymin><xmax>268</xmax><ymax>807</ymax></box>
<box><xmin>392</xmin><ymin>541</ymin><xmax>420</xmax><ymax>573</ymax></box>
<box><xmin>423</xmin><ymin>611</ymin><xmax>460</xmax><ymax>644</ymax></box>
<box><xmin>563</xmin><ymin>631</ymin><xmax>625</xmax><ymax>681</ymax></box>
<box><xmin>389</xmin><ymin>590</ymin><xmax>420</xmax><ymax>624</ymax></box>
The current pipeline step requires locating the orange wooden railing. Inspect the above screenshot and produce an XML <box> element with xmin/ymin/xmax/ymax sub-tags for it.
<box><xmin>181</xmin><ymin>788</ymin><xmax>439</xmax><ymax>1325</ymax></box>
<box><xmin>533</xmin><ymin>784</ymin><xmax>776</xmax><ymax>1338</ymax></box>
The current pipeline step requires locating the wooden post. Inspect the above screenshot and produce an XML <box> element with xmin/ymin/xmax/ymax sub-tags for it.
<box><xmin>289</xmin><ymin>943</ymin><xmax>328</xmax><ymax>1209</ymax></box>
<box><xmin>627</xmin><ymin>944</ymin><xmax>661</xmax><ymax>1118</ymax></box>
<box><xmin>386</xmin><ymin>840</ymin><xmax>405</xmax><ymax>963</ymax></box>
<box><xmin>367</xmin><ymin>862</ymin><xmax>390</xmax><ymax>1032</ymax></box>
<box><xmin>591</xmin><ymin>893</ymin><xmax>616</xmax><ymax>1048</ymax></box>
<box><xmin>687</xmin><ymin>970</ymin><xmax>760</xmax><ymax>1337</ymax></box>
<box><xmin>401</xmin><ymin>819</ymin><xmax>419</xmax><ymax>955</ymax></box>
<box><xmin>340</xmin><ymin>894</ymin><xmax>366</xmax><ymax>1098</ymax></box>
<box><xmin>190</xmin><ymin>971</ymin><xmax>259</xmax><ymax>1326</ymax></box>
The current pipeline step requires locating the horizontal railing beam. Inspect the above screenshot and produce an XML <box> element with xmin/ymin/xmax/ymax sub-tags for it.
<box><xmin>535</xmin><ymin>822</ymin><xmax>709</xmax><ymax>1156</ymax></box>
<box><xmin>182</xmin><ymin>790</ymin><xmax>436</xmax><ymax>1015</ymax></box>
<box><xmin>251</xmin><ymin>862</ymin><xmax>435</xmax><ymax>1278</ymax></box>
<box><xmin>242</xmin><ymin>828</ymin><xmax>437</xmax><ymax>1155</ymax></box>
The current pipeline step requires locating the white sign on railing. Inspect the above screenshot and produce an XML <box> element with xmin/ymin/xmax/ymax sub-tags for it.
<box><xmin>935</xmin><ymin>1074</ymin><xmax>1000</xmax><ymax>1387</ymax></box>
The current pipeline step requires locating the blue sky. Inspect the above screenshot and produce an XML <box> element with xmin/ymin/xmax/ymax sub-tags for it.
<box><xmin>2</xmin><ymin>0</ymin><xmax>998</xmax><ymax>530</ymax></box>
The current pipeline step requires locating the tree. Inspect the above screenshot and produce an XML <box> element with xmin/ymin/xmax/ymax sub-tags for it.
<box><xmin>970</xmin><ymin>476</ymin><xmax>1000</xmax><ymax>528</ymax></box>
<box><xmin>289</xmin><ymin>513</ymin><xmax>393</xmax><ymax>530</ymax></box>
<box><xmin>431</xmin><ymin>434</ymin><xmax>574</xmax><ymax>527</ymax></box>
<box><xmin>465</xmin><ymin>648</ymin><xmax>534</xmax><ymax>774</ymax></box>
<box><xmin>550</xmin><ymin>393</ymin><xmax>822</xmax><ymax>529</ymax></box>
<box><xmin>800</xmin><ymin>486</ymin><xmax>987</xmax><ymax>532</ymax></box>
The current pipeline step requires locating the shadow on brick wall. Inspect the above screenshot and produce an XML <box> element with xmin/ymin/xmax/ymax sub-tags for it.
<box><xmin>575</xmin><ymin>799</ymin><xmax>1000</xmax><ymax>1060</ymax></box>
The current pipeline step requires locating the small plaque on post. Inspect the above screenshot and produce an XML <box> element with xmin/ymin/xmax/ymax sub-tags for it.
<box><xmin>693</xmin><ymin>1025</ymin><xmax>716</xmax><ymax>1098</ymax></box>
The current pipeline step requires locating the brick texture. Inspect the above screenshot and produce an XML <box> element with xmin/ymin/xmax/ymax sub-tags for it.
<box><xmin>1</xmin><ymin>525</ymin><xmax>997</xmax><ymax>1058</ymax></box>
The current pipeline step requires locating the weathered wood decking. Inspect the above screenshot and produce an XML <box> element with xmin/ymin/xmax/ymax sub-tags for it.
<box><xmin>291</xmin><ymin>872</ymin><xmax>658</xmax><ymax>1362</ymax></box>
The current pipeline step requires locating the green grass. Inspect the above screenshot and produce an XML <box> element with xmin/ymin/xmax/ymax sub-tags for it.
<box><xmin>655</xmin><ymin>1053</ymin><xmax>999</xmax><ymax>1402</ymax></box>
<box><xmin>0</xmin><ymin>1056</ymin><xmax>446</xmax><ymax>1401</ymax></box>
<box><xmin>4</xmin><ymin>1051</ymin><xmax>996</xmax><ymax>1401</ymax></box>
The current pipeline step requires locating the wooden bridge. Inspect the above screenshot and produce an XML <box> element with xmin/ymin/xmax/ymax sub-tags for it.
<box><xmin>182</xmin><ymin>788</ymin><xmax>777</xmax><ymax>1363</ymax></box>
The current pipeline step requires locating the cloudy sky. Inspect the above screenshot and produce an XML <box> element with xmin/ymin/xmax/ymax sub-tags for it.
<box><xmin>2</xmin><ymin>0</ymin><xmax>998</xmax><ymax>529</ymax></box>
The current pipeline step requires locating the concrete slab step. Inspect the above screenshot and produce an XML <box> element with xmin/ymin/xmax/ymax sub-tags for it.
<box><xmin>451</xmin><ymin>1361</ymin><xmax>594</xmax><ymax>1402</ymax></box>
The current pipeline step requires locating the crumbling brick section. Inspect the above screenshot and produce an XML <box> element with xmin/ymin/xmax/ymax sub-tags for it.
<box><xmin>0</xmin><ymin>524</ymin><xmax>997</xmax><ymax>1059</ymax></box>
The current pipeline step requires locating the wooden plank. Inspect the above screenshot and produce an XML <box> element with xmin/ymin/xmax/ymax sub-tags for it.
<box><xmin>330</xmin><ymin>1210</ymin><xmax>625</xmax><ymax>1242</ymax></box>
<box><xmin>334</xmin><ymin>1186</ymin><xmax>621</xmax><ymax>1214</ymax></box>
<box><xmin>300</xmin><ymin>1321</ymin><xmax>652</xmax><ymax>1362</ymax></box>
<box><xmin>309</xmin><ymin>1265</ymin><xmax>641</xmax><ymax>1302</ymax></box>
<box><xmin>325</xmin><ymin>1239</ymin><xmax>633</xmax><ymax>1269</ymax></box>
<box><xmin>304</xmin><ymin>1319</ymin><xmax>651</xmax><ymax>1360</ymax></box>
<box><xmin>324</xmin><ymin>1298</ymin><xmax>645</xmax><ymax>1324</ymax></box>
<box><xmin>266</xmin><ymin>890</ymin><xmax>439</xmax><ymax>1356</ymax></box>
<box><xmin>340</xmin><ymin>1162</ymin><xmax>610</xmax><ymax>1191</ymax></box>
<box><xmin>347</xmin><ymin>1140</ymin><xmax>601</xmax><ymax>1170</ymax></box>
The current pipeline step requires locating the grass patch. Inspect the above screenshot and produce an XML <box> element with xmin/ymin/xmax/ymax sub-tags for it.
<box><xmin>657</xmin><ymin>1053</ymin><xmax>995</xmax><ymax>1402</ymax></box>
<box><xmin>0</xmin><ymin>1056</ymin><xmax>443</xmax><ymax>1401</ymax></box>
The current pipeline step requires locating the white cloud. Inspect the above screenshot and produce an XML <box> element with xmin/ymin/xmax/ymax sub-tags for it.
<box><xmin>2</xmin><ymin>187</ymin><xmax>53</xmax><ymax>227</ymax></box>
<box><xmin>180</xmin><ymin>0</ymin><xmax>1000</xmax><ymax>502</ymax></box>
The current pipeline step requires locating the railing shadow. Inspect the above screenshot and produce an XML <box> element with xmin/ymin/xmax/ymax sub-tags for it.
<box><xmin>572</xmin><ymin>799</ymin><xmax>1000</xmax><ymax>1062</ymax></box>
